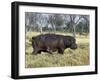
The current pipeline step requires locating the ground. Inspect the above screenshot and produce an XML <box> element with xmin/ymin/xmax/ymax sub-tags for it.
<box><xmin>25</xmin><ymin>32</ymin><xmax>89</xmax><ymax>68</ymax></box>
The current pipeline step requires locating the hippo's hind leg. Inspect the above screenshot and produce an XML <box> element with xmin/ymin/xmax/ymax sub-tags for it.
<box><xmin>32</xmin><ymin>48</ymin><xmax>41</xmax><ymax>55</ymax></box>
<box><xmin>32</xmin><ymin>50</ymin><xmax>38</xmax><ymax>55</ymax></box>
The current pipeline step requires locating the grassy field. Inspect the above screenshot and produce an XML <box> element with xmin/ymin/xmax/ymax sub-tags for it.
<box><xmin>25</xmin><ymin>32</ymin><xmax>89</xmax><ymax>68</ymax></box>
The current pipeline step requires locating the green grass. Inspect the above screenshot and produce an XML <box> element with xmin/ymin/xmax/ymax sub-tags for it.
<box><xmin>25</xmin><ymin>32</ymin><xmax>89</xmax><ymax>68</ymax></box>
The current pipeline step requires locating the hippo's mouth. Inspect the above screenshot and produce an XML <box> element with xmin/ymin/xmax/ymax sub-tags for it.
<box><xmin>70</xmin><ymin>44</ymin><xmax>77</xmax><ymax>49</ymax></box>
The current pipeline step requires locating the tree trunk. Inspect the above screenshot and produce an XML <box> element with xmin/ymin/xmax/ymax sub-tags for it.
<box><xmin>53</xmin><ymin>26</ymin><xmax>56</xmax><ymax>34</ymax></box>
<box><xmin>73</xmin><ymin>24</ymin><xmax>76</xmax><ymax>38</ymax></box>
<box><xmin>40</xmin><ymin>27</ymin><xmax>43</xmax><ymax>34</ymax></box>
<box><xmin>52</xmin><ymin>24</ymin><xmax>56</xmax><ymax>34</ymax></box>
<box><xmin>82</xmin><ymin>25</ymin><xmax>84</xmax><ymax>34</ymax></box>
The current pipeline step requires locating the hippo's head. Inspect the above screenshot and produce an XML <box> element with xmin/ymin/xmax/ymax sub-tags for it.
<box><xmin>69</xmin><ymin>37</ymin><xmax>77</xmax><ymax>49</ymax></box>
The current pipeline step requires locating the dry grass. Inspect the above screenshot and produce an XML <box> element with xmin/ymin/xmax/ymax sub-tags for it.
<box><xmin>25</xmin><ymin>32</ymin><xmax>89</xmax><ymax>68</ymax></box>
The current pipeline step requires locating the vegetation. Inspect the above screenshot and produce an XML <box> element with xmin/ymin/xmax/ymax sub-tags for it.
<box><xmin>25</xmin><ymin>32</ymin><xmax>89</xmax><ymax>68</ymax></box>
<box><xmin>25</xmin><ymin>12</ymin><xmax>89</xmax><ymax>68</ymax></box>
<box><xmin>25</xmin><ymin>12</ymin><xmax>89</xmax><ymax>38</ymax></box>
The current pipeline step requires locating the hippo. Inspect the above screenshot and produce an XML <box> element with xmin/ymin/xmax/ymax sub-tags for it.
<box><xmin>32</xmin><ymin>34</ymin><xmax>77</xmax><ymax>54</ymax></box>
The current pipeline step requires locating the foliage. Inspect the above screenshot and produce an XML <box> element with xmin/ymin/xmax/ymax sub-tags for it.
<box><xmin>25</xmin><ymin>12</ymin><xmax>89</xmax><ymax>36</ymax></box>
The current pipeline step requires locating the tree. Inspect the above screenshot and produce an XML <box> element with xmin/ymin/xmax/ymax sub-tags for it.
<box><xmin>25</xmin><ymin>12</ymin><xmax>89</xmax><ymax>35</ymax></box>
<box><xmin>76</xmin><ymin>15</ymin><xmax>89</xmax><ymax>35</ymax></box>
<box><xmin>36</xmin><ymin>13</ymin><xmax>48</xmax><ymax>34</ymax></box>
<box><xmin>68</xmin><ymin>15</ymin><xmax>82</xmax><ymax>38</ymax></box>
<box><xmin>25</xmin><ymin>12</ymin><xmax>37</xmax><ymax>32</ymax></box>
<box><xmin>81</xmin><ymin>15</ymin><xmax>89</xmax><ymax>33</ymax></box>
<box><xmin>48</xmin><ymin>14</ymin><xmax>64</xmax><ymax>33</ymax></box>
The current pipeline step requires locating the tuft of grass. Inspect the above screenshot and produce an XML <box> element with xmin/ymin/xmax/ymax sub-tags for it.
<box><xmin>25</xmin><ymin>32</ymin><xmax>89</xmax><ymax>68</ymax></box>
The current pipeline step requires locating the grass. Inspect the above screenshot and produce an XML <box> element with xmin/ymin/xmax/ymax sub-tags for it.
<box><xmin>25</xmin><ymin>32</ymin><xmax>89</xmax><ymax>68</ymax></box>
